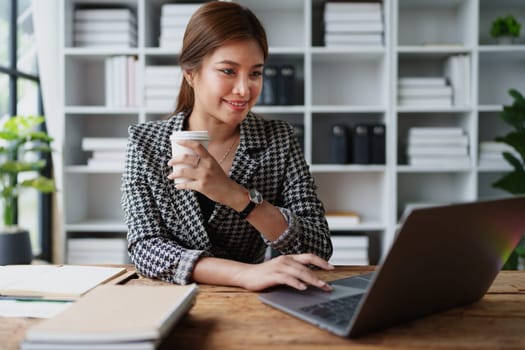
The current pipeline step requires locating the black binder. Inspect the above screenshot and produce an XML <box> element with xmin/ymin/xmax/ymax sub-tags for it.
<box><xmin>370</xmin><ymin>124</ymin><xmax>386</xmax><ymax>164</ymax></box>
<box><xmin>353</xmin><ymin>124</ymin><xmax>370</xmax><ymax>164</ymax></box>
<box><xmin>331</xmin><ymin>124</ymin><xmax>350</xmax><ymax>164</ymax></box>
<box><xmin>278</xmin><ymin>65</ymin><xmax>295</xmax><ymax>105</ymax></box>
<box><xmin>262</xmin><ymin>65</ymin><xmax>279</xmax><ymax>105</ymax></box>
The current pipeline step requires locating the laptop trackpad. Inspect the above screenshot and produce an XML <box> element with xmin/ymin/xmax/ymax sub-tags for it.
<box><xmin>331</xmin><ymin>274</ymin><xmax>374</xmax><ymax>289</ymax></box>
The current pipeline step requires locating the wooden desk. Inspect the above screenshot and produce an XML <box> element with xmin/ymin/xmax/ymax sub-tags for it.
<box><xmin>3</xmin><ymin>266</ymin><xmax>525</xmax><ymax>349</ymax></box>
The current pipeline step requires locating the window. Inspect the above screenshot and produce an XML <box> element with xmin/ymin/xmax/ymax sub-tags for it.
<box><xmin>0</xmin><ymin>0</ymin><xmax>52</xmax><ymax>261</ymax></box>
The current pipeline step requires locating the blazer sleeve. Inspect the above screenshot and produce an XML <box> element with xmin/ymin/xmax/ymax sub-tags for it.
<box><xmin>121</xmin><ymin>124</ymin><xmax>208</xmax><ymax>285</ymax></box>
<box><xmin>263</xmin><ymin>123</ymin><xmax>333</xmax><ymax>261</ymax></box>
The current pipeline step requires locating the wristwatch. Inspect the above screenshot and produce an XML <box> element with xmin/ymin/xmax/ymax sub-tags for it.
<box><xmin>239</xmin><ymin>189</ymin><xmax>263</xmax><ymax>219</ymax></box>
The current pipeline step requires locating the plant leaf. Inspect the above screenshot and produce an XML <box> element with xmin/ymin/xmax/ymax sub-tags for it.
<box><xmin>495</xmin><ymin>131</ymin><xmax>525</xmax><ymax>163</ymax></box>
<box><xmin>492</xmin><ymin>171</ymin><xmax>525</xmax><ymax>195</ymax></box>
<box><xmin>0</xmin><ymin>160</ymin><xmax>47</xmax><ymax>173</ymax></box>
<box><xmin>20</xmin><ymin>176</ymin><xmax>55</xmax><ymax>193</ymax></box>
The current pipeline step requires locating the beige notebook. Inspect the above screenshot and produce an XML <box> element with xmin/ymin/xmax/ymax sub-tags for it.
<box><xmin>0</xmin><ymin>265</ymin><xmax>127</xmax><ymax>300</ymax></box>
<box><xmin>23</xmin><ymin>284</ymin><xmax>198</xmax><ymax>345</ymax></box>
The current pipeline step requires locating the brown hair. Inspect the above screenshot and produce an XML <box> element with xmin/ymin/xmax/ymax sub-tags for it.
<box><xmin>173</xmin><ymin>1</ymin><xmax>268</xmax><ymax>116</ymax></box>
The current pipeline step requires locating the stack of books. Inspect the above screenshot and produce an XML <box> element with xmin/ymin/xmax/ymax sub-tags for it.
<box><xmin>74</xmin><ymin>8</ymin><xmax>136</xmax><ymax>48</ymax></box>
<box><xmin>82</xmin><ymin>137</ymin><xmax>128</xmax><ymax>170</ymax></box>
<box><xmin>22</xmin><ymin>284</ymin><xmax>198</xmax><ymax>350</ymax></box>
<box><xmin>329</xmin><ymin>235</ymin><xmax>368</xmax><ymax>266</ymax></box>
<box><xmin>67</xmin><ymin>238</ymin><xmax>129</xmax><ymax>265</ymax></box>
<box><xmin>444</xmin><ymin>54</ymin><xmax>470</xmax><ymax>107</ymax></box>
<box><xmin>105</xmin><ymin>55</ymin><xmax>138</xmax><ymax>108</ymax></box>
<box><xmin>478</xmin><ymin>141</ymin><xmax>516</xmax><ymax>169</ymax></box>
<box><xmin>407</xmin><ymin>127</ymin><xmax>470</xmax><ymax>167</ymax></box>
<box><xmin>323</xmin><ymin>2</ymin><xmax>383</xmax><ymax>47</ymax></box>
<box><xmin>144</xmin><ymin>65</ymin><xmax>182</xmax><ymax>110</ymax></box>
<box><xmin>398</xmin><ymin>77</ymin><xmax>453</xmax><ymax>107</ymax></box>
<box><xmin>159</xmin><ymin>3</ymin><xmax>201</xmax><ymax>50</ymax></box>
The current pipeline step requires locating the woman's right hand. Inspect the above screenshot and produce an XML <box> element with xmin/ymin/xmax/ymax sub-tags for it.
<box><xmin>234</xmin><ymin>253</ymin><xmax>334</xmax><ymax>292</ymax></box>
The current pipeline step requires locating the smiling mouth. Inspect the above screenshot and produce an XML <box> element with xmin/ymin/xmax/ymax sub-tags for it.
<box><xmin>225</xmin><ymin>100</ymin><xmax>248</xmax><ymax>108</ymax></box>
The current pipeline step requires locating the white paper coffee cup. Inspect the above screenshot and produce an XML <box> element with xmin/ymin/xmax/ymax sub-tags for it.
<box><xmin>170</xmin><ymin>130</ymin><xmax>210</xmax><ymax>184</ymax></box>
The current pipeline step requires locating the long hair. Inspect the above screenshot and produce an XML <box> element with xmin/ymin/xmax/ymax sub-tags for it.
<box><xmin>173</xmin><ymin>1</ymin><xmax>268</xmax><ymax>116</ymax></box>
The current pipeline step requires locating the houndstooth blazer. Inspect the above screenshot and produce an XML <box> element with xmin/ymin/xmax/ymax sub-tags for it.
<box><xmin>121</xmin><ymin>111</ymin><xmax>332</xmax><ymax>284</ymax></box>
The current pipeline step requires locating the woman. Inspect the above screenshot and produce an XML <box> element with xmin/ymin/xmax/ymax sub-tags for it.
<box><xmin>122</xmin><ymin>1</ymin><xmax>333</xmax><ymax>292</ymax></box>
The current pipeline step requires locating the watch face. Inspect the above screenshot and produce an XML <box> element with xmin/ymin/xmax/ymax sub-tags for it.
<box><xmin>249</xmin><ymin>189</ymin><xmax>263</xmax><ymax>204</ymax></box>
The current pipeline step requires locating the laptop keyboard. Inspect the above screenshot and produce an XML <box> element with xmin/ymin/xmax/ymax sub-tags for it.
<box><xmin>299</xmin><ymin>293</ymin><xmax>364</xmax><ymax>328</ymax></box>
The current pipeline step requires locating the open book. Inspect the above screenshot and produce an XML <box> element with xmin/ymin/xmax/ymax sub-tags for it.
<box><xmin>22</xmin><ymin>284</ymin><xmax>198</xmax><ymax>350</ymax></box>
<box><xmin>0</xmin><ymin>265</ymin><xmax>127</xmax><ymax>300</ymax></box>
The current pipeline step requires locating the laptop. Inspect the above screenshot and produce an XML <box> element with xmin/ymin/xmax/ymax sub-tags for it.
<box><xmin>259</xmin><ymin>196</ymin><xmax>525</xmax><ymax>337</ymax></box>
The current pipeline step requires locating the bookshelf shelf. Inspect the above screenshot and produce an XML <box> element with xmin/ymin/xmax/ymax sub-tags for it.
<box><xmin>58</xmin><ymin>0</ymin><xmax>517</xmax><ymax>265</ymax></box>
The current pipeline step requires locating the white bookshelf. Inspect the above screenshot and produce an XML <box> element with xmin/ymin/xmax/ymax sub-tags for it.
<box><xmin>58</xmin><ymin>0</ymin><xmax>521</xmax><ymax>264</ymax></box>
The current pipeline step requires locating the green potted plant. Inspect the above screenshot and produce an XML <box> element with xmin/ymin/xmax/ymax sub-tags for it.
<box><xmin>0</xmin><ymin>115</ymin><xmax>55</xmax><ymax>265</ymax></box>
<box><xmin>490</xmin><ymin>15</ymin><xmax>522</xmax><ymax>44</ymax></box>
<box><xmin>492</xmin><ymin>89</ymin><xmax>525</xmax><ymax>270</ymax></box>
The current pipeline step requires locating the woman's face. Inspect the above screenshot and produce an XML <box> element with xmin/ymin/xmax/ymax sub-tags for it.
<box><xmin>187</xmin><ymin>39</ymin><xmax>264</xmax><ymax>126</ymax></box>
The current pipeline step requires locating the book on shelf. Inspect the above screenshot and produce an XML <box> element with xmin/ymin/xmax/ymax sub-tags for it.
<box><xmin>408</xmin><ymin>127</ymin><xmax>465</xmax><ymax>137</ymax></box>
<box><xmin>159</xmin><ymin>3</ymin><xmax>200</xmax><ymax>49</ymax></box>
<box><xmin>325</xmin><ymin>2</ymin><xmax>382</xmax><ymax>13</ymax></box>
<box><xmin>408</xmin><ymin>134</ymin><xmax>468</xmax><ymax>146</ymax></box>
<box><xmin>398</xmin><ymin>86</ymin><xmax>452</xmax><ymax>98</ymax></box>
<box><xmin>325</xmin><ymin>211</ymin><xmax>361</xmax><ymax>229</ymax></box>
<box><xmin>145</xmin><ymin>97</ymin><xmax>176</xmax><ymax>110</ymax></box>
<box><xmin>478</xmin><ymin>141</ymin><xmax>517</xmax><ymax>169</ymax></box>
<box><xmin>353</xmin><ymin>124</ymin><xmax>370</xmax><ymax>164</ymax></box>
<box><xmin>0</xmin><ymin>265</ymin><xmax>127</xmax><ymax>300</ymax></box>
<box><xmin>331</xmin><ymin>235</ymin><xmax>368</xmax><ymax>249</ymax></box>
<box><xmin>370</xmin><ymin>124</ymin><xmax>386</xmax><ymax>164</ymax></box>
<box><xmin>22</xmin><ymin>284</ymin><xmax>198</xmax><ymax>350</ymax></box>
<box><xmin>260</xmin><ymin>65</ymin><xmax>279</xmax><ymax>105</ymax></box>
<box><xmin>68</xmin><ymin>238</ymin><xmax>128</xmax><ymax>265</ymax></box>
<box><xmin>398</xmin><ymin>97</ymin><xmax>452</xmax><ymax>108</ymax></box>
<box><xmin>105</xmin><ymin>56</ymin><xmax>138</xmax><ymax>108</ymax></box>
<box><xmin>408</xmin><ymin>155</ymin><xmax>470</xmax><ymax>168</ymax></box>
<box><xmin>82</xmin><ymin>137</ymin><xmax>128</xmax><ymax>152</ymax></box>
<box><xmin>144</xmin><ymin>65</ymin><xmax>182</xmax><ymax>85</ymax></box>
<box><xmin>407</xmin><ymin>146</ymin><xmax>468</xmax><ymax>156</ymax></box>
<box><xmin>398</xmin><ymin>77</ymin><xmax>447</xmax><ymax>87</ymax></box>
<box><xmin>325</xmin><ymin>21</ymin><xmax>384</xmax><ymax>33</ymax></box>
<box><xmin>330</xmin><ymin>124</ymin><xmax>350</xmax><ymax>164</ymax></box>
<box><xmin>324</xmin><ymin>11</ymin><xmax>382</xmax><ymax>23</ymax></box>
<box><xmin>74</xmin><ymin>8</ymin><xmax>136</xmax><ymax>48</ymax></box>
<box><xmin>74</xmin><ymin>8</ymin><xmax>136</xmax><ymax>22</ymax></box>
<box><xmin>74</xmin><ymin>21</ymin><xmax>136</xmax><ymax>33</ymax></box>
<box><xmin>444</xmin><ymin>54</ymin><xmax>470</xmax><ymax>107</ymax></box>
<box><xmin>277</xmin><ymin>65</ymin><xmax>295</xmax><ymax>105</ymax></box>
<box><xmin>325</xmin><ymin>33</ymin><xmax>383</xmax><ymax>46</ymax></box>
<box><xmin>161</xmin><ymin>3</ymin><xmax>202</xmax><ymax>16</ymax></box>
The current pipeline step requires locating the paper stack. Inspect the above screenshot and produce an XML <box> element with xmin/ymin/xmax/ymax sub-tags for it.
<box><xmin>82</xmin><ymin>137</ymin><xmax>128</xmax><ymax>170</ymax></box>
<box><xmin>105</xmin><ymin>55</ymin><xmax>138</xmax><ymax>108</ymax></box>
<box><xmin>329</xmin><ymin>235</ymin><xmax>369</xmax><ymax>266</ymax></box>
<box><xmin>159</xmin><ymin>3</ymin><xmax>201</xmax><ymax>50</ymax></box>
<box><xmin>144</xmin><ymin>65</ymin><xmax>182</xmax><ymax>110</ymax></box>
<box><xmin>67</xmin><ymin>238</ymin><xmax>129</xmax><ymax>265</ymax></box>
<box><xmin>74</xmin><ymin>8</ymin><xmax>137</xmax><ymax>48</ymax></box>
<box><xmin>398</xmin><ymin>77</ymin><xmax>453</xmax><ymax>107</ymax></box>
<box><xmin>478</xmin><ymin>141</ymin><xmax>517</xmax><ymax>169</ymax></box>
<box><xmin>323</xmin><ymin>2</ymin><xmax>383</xmax><ymax>47</ymax></box>
<box><xmin>407</xmin><ymin>127</ymin><xmax>470</xmax><ymax>167</ymax></box>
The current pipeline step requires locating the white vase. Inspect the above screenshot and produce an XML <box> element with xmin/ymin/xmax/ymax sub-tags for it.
<box><xmin>497</xmin><ymin>36</ymin><xmax>515</xmax><ymax>45</ymax></box>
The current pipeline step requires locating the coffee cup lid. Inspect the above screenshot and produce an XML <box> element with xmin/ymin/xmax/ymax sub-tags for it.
<box><xmin>170</xmin><ymin>130</ymin><xmax>209</xmax><ymax>141</ymax></box>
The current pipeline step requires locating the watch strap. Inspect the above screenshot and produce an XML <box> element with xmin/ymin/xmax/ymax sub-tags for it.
<box><xmin>239</xmin><ymin>201</ymin><xmax>257</xmax><ymax>220</ymax></box>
